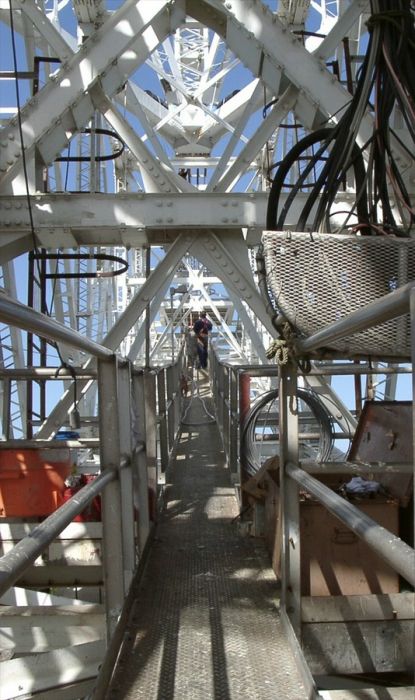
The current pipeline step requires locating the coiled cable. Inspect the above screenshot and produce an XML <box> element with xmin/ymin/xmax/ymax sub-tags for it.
<box><xmin>241</xmin><ymin>388</ymin><xmax>334</xmax><ymax>476</ymax></box>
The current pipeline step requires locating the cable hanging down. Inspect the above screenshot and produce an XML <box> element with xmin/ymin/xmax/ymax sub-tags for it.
<box><xmin>266</xmin><ymin>0</ymin><xmax>415</xmax><ymax>237</ymax></box>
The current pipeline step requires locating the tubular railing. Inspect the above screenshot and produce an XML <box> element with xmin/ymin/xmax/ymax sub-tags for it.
<box><xmin>0</xmin><ymin>297</ymin><xmax>186</xmax><ymax>650</ymax></box>
<box><xmin>211</xmin><ymin>282</ymin><xmax>415</xmax><ymax>637</ymax></box>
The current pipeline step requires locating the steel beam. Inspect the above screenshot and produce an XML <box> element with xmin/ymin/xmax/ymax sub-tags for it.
<box><xmin>97</xmin><ymin>357</ymin><xmax>126</xmax><ymax>638</ymax></box>
<box><xmin>0</xmin><ymin>292</ymin><xmax>113</xmax><ymax>360</ymax></box>
<box><xmin>190</xmin><ymin>231</ymin><xmax>276</xmax><ymax>337</ymax></box>
<box><xmin>0</xmin><ymin>0</ymin><xmax>182</xmax><ymax>191</ymax></box>
<box><xmin>35</xmin><ymin>234</ymin><xmax>195</xmax><ymax>438</ymax></box>
<box><xmin>131</xmin><ymin>371</ymin><xmax>151</xmax><ymax>554</ymax></box>
<box><xmin>279</xmin><ymin>362</ymin><xmax>301</xmax><ymax>636</ymax></box>
<box><xmin>213</xmin><ymin>86</ymin><xmax>298</xmax><ymax>193</ymax></box>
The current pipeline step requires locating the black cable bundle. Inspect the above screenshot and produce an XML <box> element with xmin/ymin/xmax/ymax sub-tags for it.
<box><xmin>266</xmin><ymin>0</ymin><xmax>415</xmax><ymax>236</ymax></box>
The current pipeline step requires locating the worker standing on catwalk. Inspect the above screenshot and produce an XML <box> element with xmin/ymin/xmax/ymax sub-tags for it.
<box><xmin>193</xmin><ymin>311</ymin><xmax>212</xmax><ymax>369</ymax></box>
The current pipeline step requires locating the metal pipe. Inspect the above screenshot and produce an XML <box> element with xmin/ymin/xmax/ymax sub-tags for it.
<box><xmin>286</xmin><ymin>462</ymin><xmax>415</xmax><ymax>586</ymax></box>
<box><xmin>296</xmin><ymin>282</ymin><xmax>415</xmax><ymax>353</ymax></box>
<box><xmin>0</xmin><ymin>468</ymin><xmax>116</xmax><ymax>597</ymax></box>
<box><xmin>0</xmin><ymin>293</ymin><xmax>114</xmax><ymax>361</ymax></box>
<box><xmin>216</xmin><ymin>359</ymin><xmax>411</xmax><ymax>377</ymax></box>
<box><xmin>307</xmin><ymin>364</ymin><xmax>411</xmax><ymax>376</ymax></box>
<box><xmin>0</xmin><ymin>368</ymin><xmax>98</xmax><ymax>379</ymax></box>
<box><xmin>300</xmin><ymin>460</ymin><xmax>414</xmax><ymax>475</ymax></box>
<box><xmin>0</xmin><ymin>438</ymin><xmax>102</xmax><ymax>448</ymax></box>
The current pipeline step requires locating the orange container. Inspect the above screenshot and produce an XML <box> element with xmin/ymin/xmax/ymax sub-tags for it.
<box><xmin>0</xmin><ymin>449</ymin><xmax>74</xmax><ymax>517</ymax></box>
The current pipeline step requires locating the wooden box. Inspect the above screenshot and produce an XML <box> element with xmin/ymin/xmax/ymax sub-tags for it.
<box><xmin>300</xmin><ymin>498</ymin><xmax>400</xmax><ymax>596</ymax></box>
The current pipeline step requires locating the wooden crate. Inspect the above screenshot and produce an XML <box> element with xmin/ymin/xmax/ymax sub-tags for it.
<box><xmin>300</xmin><ymin>498</ymin><xmax>400</xmax><ymax>596</ymax></box>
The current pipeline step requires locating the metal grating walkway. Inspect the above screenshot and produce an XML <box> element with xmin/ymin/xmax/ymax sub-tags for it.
<box><xmin>106</xmin><ymin>378</ymin><xmax>309</xmax><ymax>699</ymax></box>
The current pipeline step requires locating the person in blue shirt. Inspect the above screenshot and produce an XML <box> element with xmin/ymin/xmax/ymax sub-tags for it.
<box><xmin>193</xmin><ymin>311</ymin><xmax>212</xmax><ymax>369</ymax></box>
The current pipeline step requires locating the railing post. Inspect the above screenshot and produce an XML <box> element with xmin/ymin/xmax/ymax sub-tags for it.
<box><xmin>166</xmin><ymin>365</ymin><xmax>176</xmax><ymax>452</ymax></box>
<box><xmin>223</xmin><ymin>366</ymin><xmax>230</xmax><ymax>458</ymax></box>
<box><xmin>97</xmin><ymin>356</ymin><xmax>126</xmax><ymax>639</ymax></box>
<box><xmin>132</xmin><ymin>370</ymin><xmax>151</xmax><ymax>555</ymax></box>
<box><xmin>279</xmin><ymin>361</ymin><xmax>301</xmax><ymax>637</ymax></box>
<box><xmin>229</xmin><ymin>367</ymin><xmax>239</xmax><ymax>480</ymax></box>
<box><xmin>144</xmin><ymin>370</ymin><xmax>158</xmax><ymax>522</ymax></box>
<box><xmin>411</xmin><ymin>288</ymin><xmax>415</xmax><ymax>550</ymax></box>
<box><xmin>239</xmin><ymin>372</ymin><xmax>251</xmax><ymax>488</ymax></box>
<box><xmin>157</xmin><ymin>369</ymin><xmax>169</xmax><ymax>471</ymax></box>
<box><xmin>117</xmin><ymin>361</ymin><xmax>137</xmax><ymax>588</ymax></box>
<box><xmin>217</xmin><ymin>361</ymin><xmax>224</xmax><ymax>437</ymax></box>
<box><xmin>2</xmin><ymin>378</ymin><xmax>11</xmax><ymax>440</ymax></box>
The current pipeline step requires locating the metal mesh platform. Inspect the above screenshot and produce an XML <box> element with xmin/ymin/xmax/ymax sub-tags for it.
<box><xmin>106</xmin><ymin>381</ymin><xmax>309</xmax><ymax>699</ymax></box>
<box><xmin>262</xmin><ymin>231</ymin><xmax>415</xmax><ymax>358</ymax></box>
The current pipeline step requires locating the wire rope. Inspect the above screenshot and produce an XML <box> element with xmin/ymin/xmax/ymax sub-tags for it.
<box><xmin>240</xmin><ymin>388</ymin><xmax>334</xmax><ymax>477</ymax></box>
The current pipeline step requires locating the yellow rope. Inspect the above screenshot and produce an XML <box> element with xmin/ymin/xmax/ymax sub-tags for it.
<box><xmin>266</xmin><ymin>338</ymin><xmax>289</xmax><ymax>365</ymax></box>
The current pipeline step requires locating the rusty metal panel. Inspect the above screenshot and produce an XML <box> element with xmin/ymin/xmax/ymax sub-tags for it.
<box><xmin>348</xmin><ymin>401</ymin><xmax>413</xmax><ymax>505</ymax></box>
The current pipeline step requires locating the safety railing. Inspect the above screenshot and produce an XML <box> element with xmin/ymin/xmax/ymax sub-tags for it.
<box><xmin>211</xmin><ymin>282</ymin><xmax>415</xmax><ymax>641</ymax></box>
<box><xmin>0</xmin><ymin>292</ymin><xmax>186</xmax><ymax>650</ymax></box>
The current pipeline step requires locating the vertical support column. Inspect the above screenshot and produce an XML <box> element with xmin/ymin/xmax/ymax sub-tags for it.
<box><xmin>145</xmin><ymin>246</ymin><xmax>151</xmax><ymax>369</ymax></box>
<box><xmin>229</xmin><ymin>368</ymin><xmax>239</xmax><ymax>480</ymax></box>
<box><xmin>279</xmin><ymin>361</ymin><xmax>301</xmax><ymax>637</ymax></box>
<box><xmin>144</xmin><ymin>370</ymin><xmax>158</xmax><ymax>522</ymax></box>
<box><xmin>157</xmin><ymin>369</ymin><xmax>169</xmax><ymax>472</ymax></box>
<box><xmin>166</xmin><ymin>365</ymin><xmax>176</xmax><ymax>451</ymax></box>
<box><xmin>97</xmin><ymin>356</ymin><xmax>125</xmax><ymax>640</ymax></box>
<box><xmin>217</xmin><ymin>361</ymin><xmax>224</xmax><ymax>438</ymax></box>
<box><xmin>171</xmin><ymin>359</ymin><xmax>180</xmax><ymax>438</ymax></box>
<box><xmin>410</xmin><ymin>290</ymin><xmax>415</xmax><ymax>553</ymax></box>
<box><xmin>117</xmin><ymin>361</ymin><xmax>137</xmax><ymax>590</ymax></box>
<box><xmin>223</xmin><ymin>366</ymin><xmax>230</xmax><ymax>458</ymax></box>
<box><xmin>132</xmin><ymin>370</ymin><xmax>151</xmax><ymax>555</ymax></box>
<box><xmin>239</xmin><ymin>372</ymin><xmax>251</xmax><ymax>488</ymax></box>
<box><xmin>2</xmin><ymin>379</ymin><xmax>11</xmax><ymax>440</ymax></box>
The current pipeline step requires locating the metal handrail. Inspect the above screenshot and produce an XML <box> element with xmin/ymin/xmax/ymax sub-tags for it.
<box><xmin>0</xmin><ymin>292</ymin><xmax>114</xmax><ymax>360</ymax></box>
<box><xmin>286</xmin><ymin>462</ymin><xmax>415</xmax><ymax>586</ymax></box>
<box><xmin>0</xmin><ymin>467</ymin><xmax>117</xmax><ymax>597</ymax></box>
<box><xmin>296</xmin><ymin>281</ymin><xmax>415</xmax><ymax>353</ymax></box>
<box><xmin>211</xmin><ymin>348</ymin><xmax>415</xmax><ymax>585</ymax></box>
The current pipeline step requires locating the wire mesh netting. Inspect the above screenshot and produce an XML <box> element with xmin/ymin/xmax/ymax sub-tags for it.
<box><xmin>262</xmin><ymin>231</ymin><xmax>415</xmax><ymax>358</ymax></box>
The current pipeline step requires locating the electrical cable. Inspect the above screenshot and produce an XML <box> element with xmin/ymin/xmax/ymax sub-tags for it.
<box><xmin>240</xmin><ymin>388</ymin><xmax>335</xmax><ymax>477</ymax></box>
<box><xmin>181</xmin><ymin>369</ymin><xmax>216</xmax><ymax>426</ymax></box>
<box><xmin>55</xmin><ymin>128</ymin><xmax>124</xmax><ymax>163</ymax></box>
<box><xmin>31</xmin><ymin>252</ymin><xmax>129</xmax><ymax>279</ymax></box>
<box><xmin>266</xmin><ymin>0</ymin><xmax>415</xmax><ymax>237</ymax></box>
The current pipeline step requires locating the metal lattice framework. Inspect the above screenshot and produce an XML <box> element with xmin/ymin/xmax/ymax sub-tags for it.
<box><xmin>0</xmin><ymin>0</ymin><xmax>413</xmax><ymax>428</ymax></box>
<box><xmin>1</xmin><ymin>2</ymin><xmax>415</xmax><ymax>696</ymax></box>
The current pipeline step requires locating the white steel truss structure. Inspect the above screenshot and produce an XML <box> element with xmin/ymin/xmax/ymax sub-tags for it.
<box><xmin>1</xmin><ymin>1</ymin><xmax>414</xmax><ymax>696</ymax></box>
<box><xmin>0</xmin><ymin>0</ymin><xmax>412</xmax><ymax>431</ymax></box>
<box><xmin>0</xmin><ymin>0</ymin><xmax>413</xmax><ymax>413</ymax></box>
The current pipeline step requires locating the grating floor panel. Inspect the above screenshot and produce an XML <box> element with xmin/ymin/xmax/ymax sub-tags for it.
<box><xmin>106</xmin><ymin>384</ymin><xmax>309</xmax><ymax>699</ymax></box>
